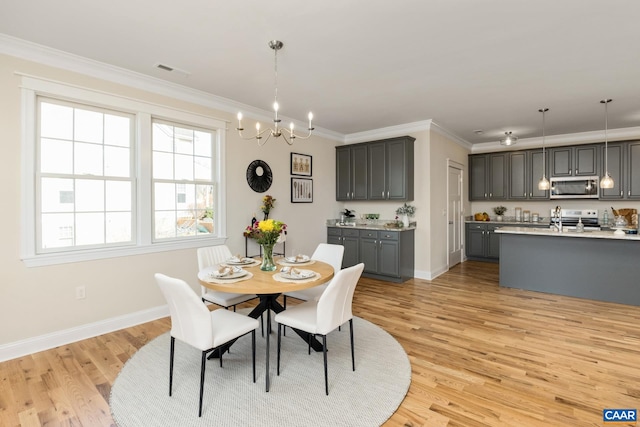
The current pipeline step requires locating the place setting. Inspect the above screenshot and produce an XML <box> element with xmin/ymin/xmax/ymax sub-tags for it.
<box><xmin>223</xmin><ymin>254</ymin><xmax>261</xmax><ymax>267</ymax></box>
<box><xmin>277</xmin><ymin>253</ymin><xmax>315</xmax><ymax>267</ymax></box>
<box><xmin>273</xmin><ymin>266</ymin><xmax>319</xmax><ymax>283</ymax></box>
<box><xmin>197</xmin><ymin>265</ymin><xmax>254</xmax><ymax>284</ymax></box>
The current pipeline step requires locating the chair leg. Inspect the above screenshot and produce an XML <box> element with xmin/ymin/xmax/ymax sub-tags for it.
<box><xmin>266</xmin><ymin>308</ymin><xmax>271</xmax><ymax>392</ymax></box>
<box><xmin>322</xmin><ymin>335</ymin><xmax>329</xmax><ymax>396</ymax></box>
<box><xmin>261</xmin><ymin>313</ymin><xmax>264</xmax><ymax>338</ymax></box>
<box><xmin>199</xmin><ymin>351</ymin><xmax>207</xmax><ymax>417</ymax></box>
<box><xmin>252</xmin><ymin>330</ymin><xmax>256</xmax><ymax>383</ymax></box>
<box><xmin>276</xmin><ymin>323</ymin><xmax>282</xmax><ymax>376</ymax></box>
<box><xmin>308</xmin><ymin>333</ymin><xmax>312</xmax><ymax>355</ymax></box>
<box><xmin>169</xmin><ymin>336</ymin><xmax>175</xmax><ymax>396</ymax></box>
<box><xmin>349</xmin><ymin>318</ymin><xmax>355</xmax><ymax>371</ymax></box>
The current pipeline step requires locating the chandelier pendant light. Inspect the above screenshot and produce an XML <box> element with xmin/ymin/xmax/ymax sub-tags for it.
<box><xmin>236</xmin><ymin>40</ymin><xmax>314</xmax><ymax>146</ymax></box>
<box><xmin>600</xmin><ymin>99</ymin><xmax>614</xmax><ymax>189</ymax></box>
<box><xmin>500</xmin><ymin>131</ymin><xmax>518</xmax><ymax>146</ymax></box>
<box><xmin>538</xmin><ymin>108</ymin><xmax>550</xmax><ymax>191</ymax></box>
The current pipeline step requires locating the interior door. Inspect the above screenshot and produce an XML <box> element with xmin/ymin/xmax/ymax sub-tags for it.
<box><xmin>448</xmin><ymin>164</ymin><xmax>463</xmax><ymax>267</ymax></box>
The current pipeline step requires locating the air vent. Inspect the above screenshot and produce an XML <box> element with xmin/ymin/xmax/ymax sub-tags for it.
<box><xmin>156</xmin><ymin>63</ymin><xmax>173</xmax><ymax>72</ymax></box>
<box><xmin>153</xmin><ymin>63</ymin><xmax>191</xmax><ymax>77</ymax></box>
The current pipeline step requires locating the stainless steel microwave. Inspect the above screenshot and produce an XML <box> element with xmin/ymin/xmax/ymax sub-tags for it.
<box><xmin>550</xmin><ymin>176</ymin><xmax>599</xmax><ymax>199</ymax></box>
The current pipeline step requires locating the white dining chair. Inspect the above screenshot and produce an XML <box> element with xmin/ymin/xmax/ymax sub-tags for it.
<box><xmin>155</xmin><ymin>273</ymin><xmax>259</xmax><ymax>417</ymax></box>
<box><xmin>275</xmin><ymin>263</ymin><xmax>364</xmax><ymax>395</ymax></box>
<box><xmin>197</xmin><ymin>245</ymin><xmax>260</xmax><ymax>310</ymax></box>
<box><xmin>282</xmin><ymin>243</ymin><xmax>344</xmax><ymax>307</ymax></box>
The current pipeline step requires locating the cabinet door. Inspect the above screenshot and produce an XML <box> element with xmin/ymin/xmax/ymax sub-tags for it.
<box><xmin>487</xmin><ymin>226</ymin><xmax>500</xmax><ymax>258</ymax></box>
<box><xmin>600</xmin><ymin>143</ymin><xmax>624</xmax><ymax>199</ymax></box>
<box><xmin>469</xmin><ymin>155</ymin><xmax>487</xmax><ymax>200</ymax></box>
<box><xmin>465</xmin><ymin>224</ymin><xmax>486</xmax><ymax>258</ymax></box>
<box><xmin>367</xmin><ymin>142</ymin><xmax>386</xmax><ymax>200</ymax></box>
<box><xmin>387</xmin><ymin>138</ymin><xmax>413</xmax><ymax>200</ymax></box>
<box><xmin>342</xmin><ymin>236</ymin><xmax>360</xmax><ymax>268</ymax></box>
<box><xmin>336</xmin><ymin>147</ymin><xmax>352</xmax><ymax>201</ymax></box>
<box><xmin>627</xmin><ymin>142</ymin><xmax>640</xmax><ymax>199</ymax></box>
<box><xmin>550</xmin><ymin>147</ymin><xmax>572</xmax><ymax>177</ymax></box>
<box><xmin>508</xmin><ymin>151</ymin><xmax>527</xmax><ymax>199</ymax></box>
<box><xmin>575</xmin><ymin>145</ymin><xmax>598</xmax><ymax>176</ymax></box>
<box><xmin>488</xmin><ymin>153</ymin><xmax>507</xmax><ymax>199</ymax></box>
<box><xmin>379</xmin><ymin>239</ymin><xmax>399</xmax><ymax>277</ymax></box>
<box><xmin>528</xmin><ymin>149</ymin><xmax>549</xmax><ymax>199</ymax></box>
<box><xmin>359</xmin><ymin>236</ymin><xmax>378</xmax><ymax>274</ymax></box>
<box><xmin>352</xmin><ymin>145</ymin><xmax>369</xmax><ymax>200</ymax></box>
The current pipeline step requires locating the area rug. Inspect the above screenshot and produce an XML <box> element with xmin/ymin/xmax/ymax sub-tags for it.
<box><xmin>110</xmin><ymin>316</ymin><xmax>411</xmax><ymax>426</ymax></box>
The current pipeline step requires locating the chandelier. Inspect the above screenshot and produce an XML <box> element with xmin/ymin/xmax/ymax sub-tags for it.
<box><xmin>500</xmin><ymin>131</ymin><xmax>518</xmax><ymax>146</ymax></box>
<box><xmin>236</xmin><ymin>40</ymin><xmax>314</xmax><ymax>146</ymax></box>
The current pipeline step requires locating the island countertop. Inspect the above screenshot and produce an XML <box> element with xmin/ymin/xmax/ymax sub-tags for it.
<box><xmin>495</xmin><ymin>226</ymin><xmax>640</xmax><ymax>241</ymax></box>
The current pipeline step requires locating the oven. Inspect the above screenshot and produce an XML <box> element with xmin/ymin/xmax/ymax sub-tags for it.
<box><xmin>549</xmin><ymin>208</ymin><xmax>601</xmax><ymax>230</ymax></box>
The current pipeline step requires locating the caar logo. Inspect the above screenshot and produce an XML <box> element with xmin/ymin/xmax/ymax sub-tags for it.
<box><xmin>603</xmin><ymin>409</ymin><xmax>637</xmax><ymax>423</ymax></box>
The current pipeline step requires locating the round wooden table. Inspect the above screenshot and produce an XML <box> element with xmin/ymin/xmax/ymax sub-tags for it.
<box><xmin>198</xmin><ymin>258</ymin><xmax>334</xmax><ymax>392</ymax></box>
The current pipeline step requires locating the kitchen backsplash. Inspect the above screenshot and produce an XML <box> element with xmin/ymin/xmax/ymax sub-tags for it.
<box><xmin>470</xmin><ymin>200</ymin><xmax>640</xmax><ymax>221</ymax></box>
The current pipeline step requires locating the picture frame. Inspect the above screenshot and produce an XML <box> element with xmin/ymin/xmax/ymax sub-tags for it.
<box><xmin>290</xmin><ymin>152</ymin><xmax>312</xmax><ymax>176</ymax></box>
<box><xmin>291</xmin><ymin>178</ymin><xmax>313</xmax><ymax>203</ymax></box>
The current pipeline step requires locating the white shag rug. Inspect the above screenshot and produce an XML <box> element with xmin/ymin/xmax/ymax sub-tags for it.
<box><xmin>110</xmin><ymin>316</ymin><xmax>411</xmax><ymax>426</ymax></box>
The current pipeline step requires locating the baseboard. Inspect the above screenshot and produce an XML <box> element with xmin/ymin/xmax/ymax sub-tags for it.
<box><xmin>414</xmin><ymin>264</ymin><xmax>448</xmax><ymax>281</ymax></box>
<box><xmin>0</xmin><ymin>305</ymin><xmax>169</xmax><ymax>363</ymax></box>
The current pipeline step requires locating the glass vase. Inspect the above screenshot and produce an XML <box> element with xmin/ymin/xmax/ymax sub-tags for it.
<box><xmin>260</xmin><ymin>243</ymin><xmax>277</xmax><ymax>271</ymax></box>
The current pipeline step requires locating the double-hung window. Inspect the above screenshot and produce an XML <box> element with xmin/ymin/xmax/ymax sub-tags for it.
<box><xmin>21</xmin><ymin>76</ymin><xmax>226</xmax><ymax>267</ymax></box>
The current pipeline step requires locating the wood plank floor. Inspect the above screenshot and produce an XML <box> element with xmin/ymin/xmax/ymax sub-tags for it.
<box><xmin>2</xmin><ymin>261</ymin><xmax>639</xmax><ymax>426</ymax></box>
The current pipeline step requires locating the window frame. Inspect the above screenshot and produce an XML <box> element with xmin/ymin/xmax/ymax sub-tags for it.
<box><xmin>20</xmin><ymin>76</ymin><xmax>227</xmax><ymax>267</ymax></box>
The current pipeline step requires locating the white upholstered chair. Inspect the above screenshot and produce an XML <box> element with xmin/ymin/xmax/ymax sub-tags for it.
<box><xmin>282</xmin><ymin>243</ymin><xmax>344</xmax><ymax>307</ymax></box>
<box><xmin>197</xmin><ymin>245</ymin><xmax>259</xmax><ymax>310</ymax></box>
<box><xmin>275</xmin><ymin>263</ymin><xmax>364</xmax><ymax>395</ymax></box>
<box><xmin>155</xmin><ymin>273</ymin><xmax>259</xmax><ymax>417</ymax></box>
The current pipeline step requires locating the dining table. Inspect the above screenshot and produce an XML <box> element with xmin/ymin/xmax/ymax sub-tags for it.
<box><xmin>197</xmin><ymin>256</ymin><xmax>334</xmax><ymax>392</ymax></box>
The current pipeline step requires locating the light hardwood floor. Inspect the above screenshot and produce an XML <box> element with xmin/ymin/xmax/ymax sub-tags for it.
<box><xmin>2</xmin><ymin>261</ymin><xmax>639</xmax><ymax>426</ymax></box>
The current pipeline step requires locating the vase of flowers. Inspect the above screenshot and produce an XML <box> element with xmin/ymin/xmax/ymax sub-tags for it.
<box><xmin>261</xmin><ymin>195</ymin><xmax>276</xmax><ymax>220</ymax></box>
<box><xmin>395</xmin><ymin>203</ymin><xmax>416</xmax><ymax>228</ymax></box>
<box><xmin>493</xmin><ymin>206</ymin><xmax>507</xmax><ymax>221</ymax></box>
<box><xmin>244</xmin><ymin>218</ymin><xmax>287</xmax><ymax>271</ymax></box>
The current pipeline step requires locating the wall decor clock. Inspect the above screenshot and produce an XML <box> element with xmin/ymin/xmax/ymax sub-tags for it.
<box><xmin>246</xmin><ymin>159</ymin><xmax>273</xmax><ymax>193</ymax></box>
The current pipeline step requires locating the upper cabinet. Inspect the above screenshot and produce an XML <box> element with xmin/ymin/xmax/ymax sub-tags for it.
<box><xmin>469</xmin><ymin>153</ymin><xmax>508</xmax><ymax>200</ymax></box>
<box><xmin>600</xmin><ymin>140</ymin><xmax>640</xmax><ymax>200</ymax></box>
<box><xmin>336</xmin><ymin>144</ymin><xmax>368</xmax><ymax>201</ymax></box>
<box><xmin>549</xmin><ymin>145</ymin><xmax>599</xmax><ymax>177</ymax></box>
<box><xmin>336</xmin><ymin>136</ymin><xmax>415</xmax><ymax>201</ymax></box>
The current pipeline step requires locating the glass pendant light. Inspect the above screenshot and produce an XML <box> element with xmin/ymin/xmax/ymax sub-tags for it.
<box><xmin>500</xmin><ymin>131</ymin><xmax>517</xmax><ymax>146</ymax></box>
<box><xmin>538</xmin><ymin>108</ymin><xmax>550</xmax><ymax>191</ymax></box>
<box><xmin>600</xmin><ymin>99</ymin><xmax>614</xmax><ymax>189</ymax></box>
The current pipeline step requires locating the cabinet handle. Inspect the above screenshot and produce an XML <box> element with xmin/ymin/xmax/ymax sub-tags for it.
<box><xmin>351</xmin><ymin>192</ymin><xmax>354</xmax><ymax>199</ymax></box>
<box><xmin>529</xmin><ymin>192</ymin><xmax>532</xmax><ymax>197</ymax></box>
<box><xmin>379</xmin><ymin>241</ymin><xmax>382</xmax><ymax>248</ymax></box>
<box><xmin>629</xmin><ymin>190</ymin><xmax>631</xmax><ymax>196</ymax></box>
<box><xmin>622</xmin><ymin>190</ymin><xmax>624</xmax><ymax>197</ymax></box>
<box><xmin>382</xmin><ymin>191</ymin><xmax>385</xmax><ymax>198</ymax></box>
<box><xmin>489</xmin><ymin>193</ymin><xmax>492</xmax><ymax>198</ymax></box>
<box><xmin>524</xmin><ymin>192</ymin><xmax>526</xmax><ymax>197</ymax></box>
<box><xmin>387</xmin><ymin>191</ymin><xmax>390</xmax><ymax>198</ymax></box>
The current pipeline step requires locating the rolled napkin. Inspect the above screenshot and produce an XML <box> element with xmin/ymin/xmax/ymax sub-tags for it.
<box><xmin>285</xmin><ymin>254</ymin><xmax>310</xmax><ymax>263</ymax></box>
<box><xmin>229</xmin><ymin>254</ymin><xmax>243</xmax><ymax>262</ymax></box>
<box><xmin>211</xmin><ymin>266</ymin><xmax>231</xmax><ymax>278</ymax></box>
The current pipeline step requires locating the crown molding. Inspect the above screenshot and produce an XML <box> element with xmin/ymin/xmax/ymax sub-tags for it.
<box><xmin>0</xmin><ymin>34</ymin><xmax>344</xmax><ymax>142</ymax></box>
<box><xmin>344</xmin><ymin>120</ymin><xmax>433</xmax><ymax>144</ymax></box>
<box><xmin>429</xmin><ymin>121</ymin><xmax>473</xmax><ymax>149</ymax></box>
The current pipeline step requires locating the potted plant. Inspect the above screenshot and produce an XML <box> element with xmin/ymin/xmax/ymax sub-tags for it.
<box><xmin>395</xmin><ymin>203</ymin><xmax>416</xmax><ymax>227</ymax></box>
<box><xmin>493</xmin><ymin>206</ymin><xmax>507</xmax><ymax>221</ymax></box>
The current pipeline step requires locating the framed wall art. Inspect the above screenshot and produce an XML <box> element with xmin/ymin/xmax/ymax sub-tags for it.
<box><xmin>290</xmin><ymin>152</ymin><xmax>312</xmax><ymax>176</ymax></box>
<box><xmin>291</xmin><ymin>178</ymin><xmax>313</xmax><ymax>203</ymax></box>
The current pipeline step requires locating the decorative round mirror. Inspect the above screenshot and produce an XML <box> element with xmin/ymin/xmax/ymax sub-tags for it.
<box><xmin>246</xmin><ymin>159</ymin><xmax>273</xmax><ymax>193</ymax></box>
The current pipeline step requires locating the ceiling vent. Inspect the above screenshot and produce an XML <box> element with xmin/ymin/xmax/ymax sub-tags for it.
<box><xmin>153</xmin><ymin>63</ymin><xmax>191</xmax><ymax>77</ymax></box>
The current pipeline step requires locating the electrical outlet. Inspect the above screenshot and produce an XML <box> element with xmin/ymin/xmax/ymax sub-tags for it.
<box><xmin>76</xmin><ymin>286</ymin><xmax>86</xmax><ymax>300</ymax></box>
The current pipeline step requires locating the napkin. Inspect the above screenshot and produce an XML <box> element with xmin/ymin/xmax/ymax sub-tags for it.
<box><xmin>211</xmin><ymin>266</ymin><xmax>231</xmax><ymax>278</ymax></box>
<box><xmin>229</xmin><ymin>254</ymin><xmax>243</xmax><ymax>262</ymax></box>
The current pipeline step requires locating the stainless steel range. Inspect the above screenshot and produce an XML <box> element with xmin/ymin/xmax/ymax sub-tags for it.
<box><xmin>549</xmin><ymin>208</ymin><xmax>600</xmax><ymax>230</ymax></box>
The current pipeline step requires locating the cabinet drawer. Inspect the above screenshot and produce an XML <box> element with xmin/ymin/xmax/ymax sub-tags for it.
<box><xmin>327</xmin><ymin>227</ymin><xmax>342</xmax><ymax>236</ymax></box>
<box><xmin>466</xmin><ymin>223</ymin><xmax>486</xmax><ymax>230</ymax></box>
<box><xmin>378</xmin><ymin>231</ymin><xmax>399</xmax><ymax>241</ymax></box>
<box><xmin>342</xmin><ymin>228</ymin><xmax>360</xmax><ymax>237</ymax></box>
<box><xmin>359</xmin><ymin>230</ymin><xmax>378</xmax><ymax>239</ymax></box>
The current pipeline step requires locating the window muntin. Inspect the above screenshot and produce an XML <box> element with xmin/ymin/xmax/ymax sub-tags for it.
<box><xmin>37</xmin><ymin>99</ymin><xmax>134</xmax><ymax>252</ymax></box>
<box><xmin>152</xmin><ymin>121</ymin><xmax>215</xmax><ymax>240</ymax></box>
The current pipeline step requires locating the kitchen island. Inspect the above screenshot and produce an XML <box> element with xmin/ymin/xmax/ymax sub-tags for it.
<box><xmin>495</xmin><ymin>227</ymin><xmax>640</xmax><ymax>306</ymax></box>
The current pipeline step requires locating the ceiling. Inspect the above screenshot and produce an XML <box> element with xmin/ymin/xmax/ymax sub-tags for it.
<box><xmin>2</xmin><ymin>0</ymin><xmax>640</xmax><ymax>144</ymax></box>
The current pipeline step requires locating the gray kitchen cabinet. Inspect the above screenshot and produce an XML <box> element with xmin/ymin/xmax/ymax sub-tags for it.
<box><xmin>599</xmin><ymin>143</ymin><xmax>624</xmax><ymax>199</ymax></box>
<box><xmin>327</xmin><ymin>227</ymin><xmax>360</xmax><ymax>268</ymax></box>
<box><xmin>508</xmin><ymin>151</ymin><xmax>527</xmax><ymax>199</ymax></box>
<box><xmin>468</xmin><ymin>153</ymin><xmax>508</xmax><ymax>201</ymax></box>
<box><xmin>336</xmin><ymin>145</ymin><xmax>368</xmax><ymax>201</ymax></box>
<box><xmin>627</xmin><ymin>141</ymin><xmax>640</xmax><ymax>199</ymax></box>
<box><xmin>327</xmin><ymin>227</ymin><xmax>414</xmax><ymax>282</ymax></box>
<box><xmin>550</xmin><ymin>145</ymin><xmax>599</xmax><ymax>177</ymax></box>
<box><xmin>368</xmin><ymin>136</ymin><xmax>415</xmax><ymax>201</ymax></box>
<box><xmin>527</xmin><ymin>149</ymin><xmax>550</xmax><ymax>199</ymax></box>
<box><xmin>466</xmin><ymin>222</ymin><xmax>544</xmax><ymax>262</ymax></box>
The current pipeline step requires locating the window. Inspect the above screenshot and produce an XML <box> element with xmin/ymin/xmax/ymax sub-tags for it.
<box><xmin>21</xmin><ymin>76</ymin><xmax>226</xmax><ymax>266</ymax></box>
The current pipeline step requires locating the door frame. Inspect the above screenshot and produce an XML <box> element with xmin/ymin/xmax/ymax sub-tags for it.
<box><xmin>447</xmin><ymin>159</ymin><xmax>465</xmax><ymax>269</ymax></box>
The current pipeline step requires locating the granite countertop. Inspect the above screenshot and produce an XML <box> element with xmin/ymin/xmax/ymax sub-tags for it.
<box><xmin>326</xmin><ymin>220</ymin><xmax>416</xmax><ymax>231</ymax></box>
<box><xmin>495</xmin><ymin>226</ymin><xmax>640</xmax><ymax>241</ymax></box>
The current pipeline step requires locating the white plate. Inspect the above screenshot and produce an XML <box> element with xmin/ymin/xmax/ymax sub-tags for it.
<box><xmin>284</xmin><ymin>255</ymin><xmax>310</xmax><ymax>263</ymax></box>
<box><xmin>208</xmin><ymin>269</ymin><xmax>248</xmax><ymax>280</ymax></box>
<box><xmin>280</xmin><ymin>269</ymin><xmax>316</xmax><ymax>280</ymax></box>
<box><xmin>225</xmin><ymin>258</ymin><xmax>255</xmax><ymax>265</ymax></box>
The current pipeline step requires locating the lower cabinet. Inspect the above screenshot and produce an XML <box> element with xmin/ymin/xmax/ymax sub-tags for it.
<box><xmin>327</xmin><ymin>227</ymin><xmax>414</xmax><ymax>282</ymax></box>
<box><xmin>465</xmin><ymin>223</ymin><xmax>501</xmax><ymax>261</ymax></box>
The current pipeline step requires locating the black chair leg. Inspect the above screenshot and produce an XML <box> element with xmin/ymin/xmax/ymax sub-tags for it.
<box><xmin>282</xmin><ymin>296</ymin><xmax>287</xmax><ymax>336</ymax></box>
<box><xmin>199</xmin><ymin>351</ymin><xmax>207</xmax><ymax>417</ymax></box>
<box><xmin>277</xmin><ymin>323</ymin><xmax>282</xmax><ymax>375</ymax></box>
<box><xmin>252</xmin><ymin>330</ymin><xmax>256</xmax><ymax>383</ymax></box>
<box><xmin>322</xmin><ymin>335</ymin><xmax>329</xmax><ymax>395</ymax></box>
<box><xmin>349</xmin><ymin>318</ymin><xmax>355</xmax><ymax>371</ymax></box>
<box><xmin>261</xmin><ymin>313</ymin><xmax>264</xmax><ymax>337</ymax></box>
<box><xmin>266</xmin><ymin>309</ymin><xmax>271</xmax><ymax>392</ymax></box>
<box><xmin>308</xmin><ymin>333</ymin><xmax>312</xmax><ymax>355</ymax></box>
<box><xmin>169</xmin><ymin>336</ymin><xmax>175</xmax><ymax>396</ymax></box>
